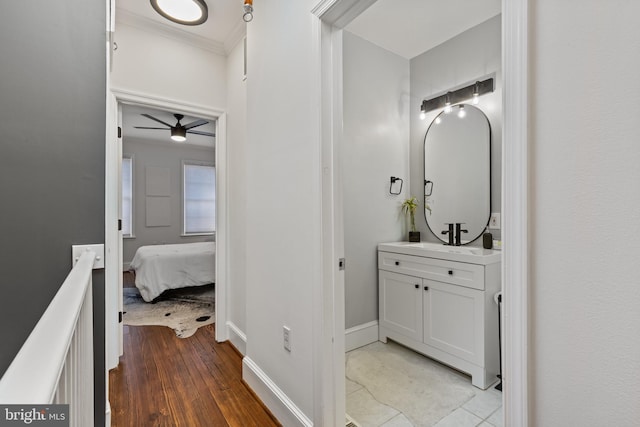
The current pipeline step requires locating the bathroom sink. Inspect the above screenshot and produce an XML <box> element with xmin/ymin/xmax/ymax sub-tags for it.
<box><xmin>378</xmin><ymin>241</ymin><xmax>501</xmax><ymax>265</ymax></box>
<box><xmin>407</xmin><ymin>242</ymin><xmax>483</xmax><ymax>255</ymax></box>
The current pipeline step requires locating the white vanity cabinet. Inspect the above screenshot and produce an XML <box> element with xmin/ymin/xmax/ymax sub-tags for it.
<box><xmin>378</xmin><ymin>242</ymin><xmax>501</xmax><ymax>389</ymax></box>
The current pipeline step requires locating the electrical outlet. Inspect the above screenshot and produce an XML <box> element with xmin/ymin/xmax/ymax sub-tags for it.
<box><xmin>283</xmin><ymin>326</ymin><xmax>291</xmax><ymax>352</ymax></box>
<box><xmin>489</xmin><ymin>212</ymin><xmax>501</xmax><ymax>230</ymax></box>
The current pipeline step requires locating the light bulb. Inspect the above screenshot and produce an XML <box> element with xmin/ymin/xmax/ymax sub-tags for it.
<box><xmin>435</xmin><ymin>116</ymin><xmax>442</xmax><ymax>124</ymax></box>
<box><xmin>419</xmin><ymin>111</ymin><xmax>426</xmax><ymax>120</ymax></box>
<box><xmin>171</xmin><ymin>135</ymin><xmax>186</xmax><ymax>142</ymax></box>
<box><xmin>458</xmin><ymin>105</ymin><xmax>466</xmax><ymax>118</ymax></box>
<box><xmin>443</xmin><ymin>92</ymin><xmax>452</xmax><ymax>114</ymax></box>
<box><xmin>472</xmin><ymin>81</ymin><xmax>480</xmax><ymax>105</ymax></box>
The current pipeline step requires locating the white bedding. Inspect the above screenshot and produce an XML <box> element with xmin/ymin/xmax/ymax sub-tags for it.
<box><xmin>130</xmin><ymin>242</ymin><xmax>215</xmax><ymax>302</ymax></box>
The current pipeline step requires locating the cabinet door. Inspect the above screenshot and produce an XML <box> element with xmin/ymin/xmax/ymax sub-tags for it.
<box><xmin>423</xmin><ymin>279</ymin><xmax>484</xmax><ymax>365</ymax></box>
<box><xmin>379</xmin><ymin>271</ymin><xmax>422</xmax><ymax>341</ymax></box>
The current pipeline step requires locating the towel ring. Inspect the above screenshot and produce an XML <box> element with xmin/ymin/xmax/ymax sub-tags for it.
<box><xmin>389</xmin><ymin>176</ymin><xmax>403</xmax><ymax>195</ymax></box>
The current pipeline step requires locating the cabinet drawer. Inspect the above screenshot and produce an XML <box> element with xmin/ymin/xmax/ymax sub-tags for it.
<box><xmin>378</xmin><ymin>251</ymin><xmax>485</xmax><ymax>290</ymax></box>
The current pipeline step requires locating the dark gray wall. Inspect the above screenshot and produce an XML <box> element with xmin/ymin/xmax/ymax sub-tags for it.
<box><xmin>0</xmin><ymin>2</ymin><xmax>106</xmax><ymax>425</ymax></box>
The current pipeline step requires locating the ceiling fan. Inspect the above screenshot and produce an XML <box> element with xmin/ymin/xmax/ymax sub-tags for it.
<box><xmin>134</xmin><ymin>113</ymin><xmax>215</xmax><ymax>142</ymax></box>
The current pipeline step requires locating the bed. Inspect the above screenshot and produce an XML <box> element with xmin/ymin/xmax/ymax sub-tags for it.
<box><xmin>129</xmin><ymin>242</ymin><xmax>215</xmax><ymax>302</ymax></box>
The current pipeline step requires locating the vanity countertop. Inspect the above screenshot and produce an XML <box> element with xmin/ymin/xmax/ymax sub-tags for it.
<box><xmin>378</xmin><ymin>241</ymin><xmax>501</xmax><ymax>265</ymax></box>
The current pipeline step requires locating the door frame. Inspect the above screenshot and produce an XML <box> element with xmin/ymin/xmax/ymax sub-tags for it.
<box><xmin>312</xmin><ymin>0</ymin><xmax>529</xmax><ymax>425</ymax></box>
<box><xmin>105</xmin><ymin>88</ymin><xmax>229</xmax><ymax>370</ymax></box>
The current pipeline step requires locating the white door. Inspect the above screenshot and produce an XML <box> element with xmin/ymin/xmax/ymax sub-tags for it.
<box><xmin>423</xmin><ymin>279</ymin><xmax>483</xmax><ymax>365</ymax></box>
<box><xmin>105</xmin><ymin>94</ymin><xmax>123</xmax><ymax>369</ymax></box>
<box><xmin>116</xmin><ymin>103</ymin><xmax>123</xmax><ymax>357</ymax></box>
<box><xmin>379</xmin><ymin>270</ymin><xmax>423</xmax><ymax>341</ymax></box>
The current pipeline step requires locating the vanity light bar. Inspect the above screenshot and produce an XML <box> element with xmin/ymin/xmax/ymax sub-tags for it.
<box><xmin>420</xmin><ymin>78</ymin><xmax>494</xmax><ymax>115</ymax></box>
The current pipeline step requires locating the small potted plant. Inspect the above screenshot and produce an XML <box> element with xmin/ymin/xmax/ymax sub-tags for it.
<box><xmin>401</xmin><ymin>197</ymin><xmax>421</xmax><ymax>242</ymax></box>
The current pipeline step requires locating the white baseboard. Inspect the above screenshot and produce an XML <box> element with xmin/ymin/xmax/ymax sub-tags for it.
<box><xmin>226</xmin><ymin>321</ymin><xmax>246</xmax><ymax>356</ymax></box>
<box><xmin>345</xmin><ymin>320</ymin><xmax>379</xmax><ymax>352</ymax></box>
<box><xmin>242</xmin><ymin>357</ymin><xmax>312</xmax><ymax>427</ymax></box>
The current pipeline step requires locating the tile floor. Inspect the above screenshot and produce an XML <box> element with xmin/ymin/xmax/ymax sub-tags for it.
<box><xmin>346</xmin><ymin>341</ymin><xmax>503</xmax><ymax>427</ymax></box>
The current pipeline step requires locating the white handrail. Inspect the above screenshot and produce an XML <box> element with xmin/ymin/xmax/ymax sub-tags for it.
<box><xmin>0</xmin><ymin>250</ymin><xmax>95</xmax><ymax>410</ymax></box>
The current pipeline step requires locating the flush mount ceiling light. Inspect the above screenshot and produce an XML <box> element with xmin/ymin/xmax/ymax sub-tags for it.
<box><xmin>150</xmin><ymin>0</ymin><xmax>208</xmax><ymax>26</ymax></box>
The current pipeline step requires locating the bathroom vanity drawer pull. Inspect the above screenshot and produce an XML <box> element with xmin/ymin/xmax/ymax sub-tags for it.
<box><xmin>415</xmin><ymin>284</ymin><xmax>419</xmax><ymax>289</ymax></box>
<box><xmin>448</xmin><ymin>270</ymin><xmax>453</xmax><ymax>275</ymax></box>
<box><xmin>395</xmin><ymin>261</ymin><xmax>400</xmax><ymax>266</ymax></box>
<box><xmin>424</xmin><ymin>286</ymin><xmax>429</xmax><ymax>291</ymax></box>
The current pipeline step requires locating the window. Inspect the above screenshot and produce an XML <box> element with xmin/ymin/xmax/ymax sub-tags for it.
<box><xmin>183</xmin><ymin>163</ymin><xmax>215</xmax><ymax>235</ymax></box>
<box><xmin>122</xmin><ymin>156</ymin><xmax>133</xmax><ymax>237</ymax></box>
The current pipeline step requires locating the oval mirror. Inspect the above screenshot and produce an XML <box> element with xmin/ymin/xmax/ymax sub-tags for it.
<box><xmin>423</xmin><ymin>104</ymin><xmax>491</xmax><ymax>244</ymax></box>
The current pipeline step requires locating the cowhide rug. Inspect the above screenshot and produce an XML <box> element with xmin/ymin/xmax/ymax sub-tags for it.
<box><xmin>123</xmin><ymin>284</ymin><xmax>214</xmax><ymax>338</ymax></box>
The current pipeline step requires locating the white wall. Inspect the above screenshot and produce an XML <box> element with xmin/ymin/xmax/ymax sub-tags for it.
<box><xmin>342</xmin><ymin>32</ymin><xmax>409</xmax><ymax>329</ymax></box>
<box><xmin>529</xmin><ymin>2</ymin><xmax>640</xmax><ymax>425</ymax></box>
<box><xmin>111</xmin><ymin>21</ymin><xmax>227</xmax><ymax>109</ymax></box>
<box><xmin>243</xmin><ymin>0</ymin><xmax>320</xmax><ymax>421</ymax></box>
<box><xmin>410</xmin><ymin>15</ymin><xmax>502</xmax><ymax>244</ymax></box>
<box><xmin>122</xmin><ymin>138</ymin><xmax>215</xmax><ymax>264</ymax></box>
<box><xmin>225</xmin><ymin>37</ymin><xmax>248</xmax><ymax>353</ymax></box>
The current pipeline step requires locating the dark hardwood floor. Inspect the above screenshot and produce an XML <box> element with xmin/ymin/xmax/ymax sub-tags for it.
<box><xmin>109</xmin><ymin>324</ymin><xmax>281</xmax><ymax>427</ymax></box>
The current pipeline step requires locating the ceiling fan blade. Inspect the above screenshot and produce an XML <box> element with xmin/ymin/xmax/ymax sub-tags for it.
<box><xmin>134</xmin><ymin>126</ymin><xmax>168</xmax><ymax>130</ymax></box>
<box><xmin>183</xmin><ymin>119</ymin><xmax>208</xmax><ymax>130</ymax></box>
<box><xmin>141</xmin><ymin>113</ymin><xmax>173</xmax><ymax>128</ymax></box>
<box><xmin>187</xmin><ymin>130</ymin><xmax>216</xmax><ymax>137</ymax></box>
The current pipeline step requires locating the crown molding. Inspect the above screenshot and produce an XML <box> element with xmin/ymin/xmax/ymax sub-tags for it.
<box><xmin>224</xmin><ymin>20</ymin><xmax>246</xmax><ymax>53</ymax></box>
<box><xmin>116</xmin><ymin>8</ymin><xmax>226</xmax><ymax>56</ymax></box>
<box><xmin>311</xmin><ymin>0</ymin><xmax>377</xmax><ymax>28</ymax></box>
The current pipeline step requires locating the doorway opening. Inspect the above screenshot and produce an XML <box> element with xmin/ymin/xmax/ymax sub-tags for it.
<box><xmin>105</xmin><ymin>90</ymin><xmax>228</xmax><ymax>372</ymax></box>
<box><xmin>120</xmin><ymin>103</ymin><xmax>216</xmax><ymax>337</ymax></box>
<box><xmin>314</xmin><ymin>0</ymin><xmax>529</xmax><ymax>425</ymax></box>
<box><xmin>341</xmin><ymin>3</ymin><xmax>503</xmax><ymax>424</ymax></box>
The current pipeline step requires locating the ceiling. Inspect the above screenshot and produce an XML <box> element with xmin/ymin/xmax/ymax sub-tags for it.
<box><xmin>122</xmin><ymin>104</ymin><xmax>216</xmax><ymax>149</ymax></box>
<box><xmin>117</xmin><ymin>1</ymin><xmax>500</xmax><ymax>146</ymax></box>
<box><xmin>116</xmin><ymin>0</ymin><xmax>244</xmax><ymax>49</ymax></box>
<box><xmin>117</xmin><ymin>1</ymin><xmax>500</xmax><ymax>59</ymax></box>
<box><xmin>345</xmin><ymin>0</ymin><xmax>501</xmax><ymax>59</ymax></box>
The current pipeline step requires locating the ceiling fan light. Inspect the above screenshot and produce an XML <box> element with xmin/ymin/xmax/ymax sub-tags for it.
<box><xmin>151</xmin><ymin>0</ymin><xmax>208</xmax><ymax>26</ymax></box>
<box><xmin>171</xmin><ymin>127</ymin><xmax>187</xmax><ymax>142</ymax></box>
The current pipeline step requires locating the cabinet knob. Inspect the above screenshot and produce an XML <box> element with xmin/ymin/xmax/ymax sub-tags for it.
<box><xmin>415</xmin><ymin>284</ymin><xmax>419</xmax><ymax>289</ymax></box>
<box><xmin>448</xmin><ymin>270</ymin><xmax>453</xmax><ymax>275</ymax></box>
<box><xmin>424</xmin><ymin>286</ymin><xmax>429</xmax><ymax>291</ymax></box>
<box><xmin>395</xmin><ymin>261</ymin><xmax>400</xmax><ymax>266</ymax></box>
